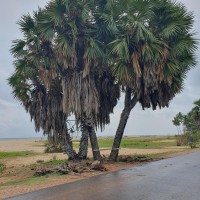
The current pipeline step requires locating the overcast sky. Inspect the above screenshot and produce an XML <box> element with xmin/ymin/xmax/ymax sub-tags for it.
<box><xmin>0</xmin><ymin>0</ymin><xmax>199</xmax><ymax>138</ymax></box>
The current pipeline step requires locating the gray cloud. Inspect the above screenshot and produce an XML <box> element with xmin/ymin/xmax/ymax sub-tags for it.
<box><xmin>0</xmin><ymin>0</ymin><xmax>200</xmax><ymax>138</ymax></box>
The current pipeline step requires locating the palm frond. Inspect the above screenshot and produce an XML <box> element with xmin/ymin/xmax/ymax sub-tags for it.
<box><xmin>10</xmin><ymin>40</ymin><xmax>27</xmax><ymax>58</ymax></box>
<box><xmin>17</xmin><ymin>14</ymin><xmax>35</xmax><ymax>35</ymax></box>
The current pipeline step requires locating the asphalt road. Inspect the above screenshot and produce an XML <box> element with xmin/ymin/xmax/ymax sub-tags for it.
<box><xmin>7</xmin><ymin>151</ymin><xmax>200</xmax><ymax>200</ymax></box>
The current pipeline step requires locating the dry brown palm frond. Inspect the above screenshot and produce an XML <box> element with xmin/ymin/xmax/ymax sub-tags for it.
<box><xmin>83</xmin><ymin>58</ymin><xmax>91</xmax><ymax>77</ymax></box>
<box><xmin>131</xmin><ymin>52</ymin><xmax>142</xmax><ymax>77</ymax></box>
<box><xmin>95</xmin><ymin>70</ymin><xmax>120</xmax><ymax>130</ymax></box>
<box><xmin>62</xmin><ymin>71</ymin><xmax>99</xmax><ymax>125</ymax></box>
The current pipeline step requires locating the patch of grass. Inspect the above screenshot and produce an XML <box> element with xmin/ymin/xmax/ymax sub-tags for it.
<box><xmin>72</xmin><ymin>136</ymin><xmax>177</xmax><ymax>149</ymax></box>
<box><xmin>0</xmin><ymin>151</ymin><xmax>35</xmax><ymax>159</ymax></box>
<box><xmin>0</xmin><ymin>163</ymin><xmax>5</xmax><ymax>173</ymax></box>
<box><xmin>120</xmin><ymin>139</ymin><xmax>176</xmax><ymax>149</ymax></box>
<box><xmin>28</xmin><ymin>159</ymin><xmax>67</xmax><ymax>171</ymax></box>
<box><xmin>118</xmin><ymin>154</ymin><xmax>153</xmax><ymax>162</ymax></box>
<box><xmin>45</xmin><ymin>159</ymin><xmax>67</xmax><ymax>166</ymax></box>
<box><xmin>94</xmin><ymin>136</ymin><xmax>176</xmax><ymax>149</ymax></box>
<box><xmin>72</xmin><ymin>142</ymin><xmax>80</xmax><ymax>149</ymax></box>
<box><xmin>118</xmin><ymin>150</ymin><xmax>180</xmax><ymax>162</ymax></box>
<box><xmin>148</xmin><ymin>150</ymin><xmax>186</xmax><ymax>159</ymax></box>
<box><xmin>0</xmin><ymin>173</ymin><xmax>61</xmax><ymax>187</ymax></box>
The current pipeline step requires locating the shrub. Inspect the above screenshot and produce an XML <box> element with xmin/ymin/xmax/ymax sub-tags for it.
<box><xmin>0</xmin><ymin>163</ymin><xmax>5</xmax><ymax>173</ymax></box>
<box><xmin>44</xmin><ymin>142</ymin><xmax>65</xmax><ymax>153</ymax></box>
<box><xmin>175</xmin><ymin>135</ymin><xmax>187</xmax><ymax>146</ymax></box>
<box><xmin>185</xmin><ymin>131</ymin><xmax>200</xmax><ymax>148</ymax></box>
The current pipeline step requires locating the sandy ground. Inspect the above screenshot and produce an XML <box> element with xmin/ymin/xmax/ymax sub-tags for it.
<box><xmin>0</xmin><ymin>139</ymin><xmax>191</xmax><ymax>199</ymax></box>
<box><xmin>0</xmin><ymin>139</ymin><xmax>187</xmax><ymax>167</ymax></box>
<box><xmin>0</xmin><ymin>139</ymin><xmax>44</xmax><ymax>153</ymax></box>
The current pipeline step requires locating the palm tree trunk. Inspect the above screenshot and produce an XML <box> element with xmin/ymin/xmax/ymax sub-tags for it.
<box><xmin>110</xmin><ymin>88</ymin><xmax>138</xmax><ymax>161</ymax></box>
<box><xmin>89</xmin><ymin>126</ymin><xmax>102</xmax><ymax>160</ymax></box>
<box><xmin>77</xmin><ymin>126</ymin><xmax>89</xmax><ymax>159</ymax></box>
<box><xmin>80</xmin><ymin>117</ymin><xmax>101</xmax><ymax>160</ymax></box>
<box><xmin>64</xmin><ymin>125</ymin><xmax>77</xmax><ymax>160</ymax></box>
<box><xmin>65</xmin><ymin>137</ymin><xmax>77</xmax><ymax>160</ymax></box>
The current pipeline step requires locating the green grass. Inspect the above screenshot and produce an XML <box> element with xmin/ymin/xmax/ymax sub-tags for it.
<box><xmin>28</xmin><ymin>159</ymin><xmax>67</xmax><ymax>171</ymax></box>
<box><xmin>59</xmin><ymin>136</ymin><xmax>177</xmax><ymax>150</ymax></box>
<box><xmin>120</xmin><ymin>139</ymin><xmax>176</xmax><ymax>149</ymax></box>
<box><xmin>45</xmin><ymin>159</ymin><xmax>67</xmax><ymax>166</ymax></box>
<box><xmin>37</xmin><ymin>136</ymin><xmax>178</xmax><ymax>150</ymax></box>
<box><xmin>117</xmin><ymin>150</ymin><xmax>180</xmax><ymax>162</ymax></box>
<box><xmin>0</xmin><ymin>151</ymin><xmax>35</xmax><ymax>159</ymax></box>
<box><xmin>0</xmin><ymin>174</ymin><xmax>61</xmax><ymax>187</ymax></box>
<box><xmin>90</xmin><ymin>136</ymin><xmax>176</xmax><ymax>149</ymax></box>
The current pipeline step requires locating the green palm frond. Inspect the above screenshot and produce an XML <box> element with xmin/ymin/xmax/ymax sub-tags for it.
<box><xmin>14</xmin><ymin>59</ymin><xmax>38</xmax><ymax>78</ymax></box>
<box><xmin>55</xmin><ymin>34</ymin><xmax>72</xmax><ymax>53</ymax></box>
<box><xmin>84</xmin><ymin>38</ymin><xmax>104</xmax><ymax>61</ymax></box>
<box><xmin>170</xmin><ymin>36</ymin><xmax>196</xmax><ymax>57</ymax></box>
<box><xmin>10</xmin><ymin>40</ymin><xmax>27</xmax><ymax>58</ymax></box>
<box><xmin>8</xmin><ymin>73</ymin><xmax>30</xmax><ymax>102</ymax></box>
<box><xmin>17</xmin><ymin>14</ymin><xmax>35</xmax><ymax>35</ymax></box>
<box><xmin>45</xmin><ymin>0</ymin><xmax>66</xmax><ymax>26</ymax></box>
<box><xmin>99</xmin><ymin>13</ymin><xmax>119</xmax><ymax>34</ymax></box>
<box><xmin>161</xmin><ymin>23</ymin><xmax>182</xmax><ymax>38</ymax></box>
<box><xmin>131</xmin><ymin>21</ymin><xmax>156</xmax><ymax>42</ymax></box>
<box><xmin>111</xmin><ymin>62</ymin><xmax>134</xmax><ymax>85</ymax></box>
<box><xmin>109</xmin><ymin>38</ymin><xmax>129</xmax><ymax>62</ymax></box>
<box><xmin>37</xmin><ymin>12</ymin><xmax>55</xmax><ymax>41</ymax></box>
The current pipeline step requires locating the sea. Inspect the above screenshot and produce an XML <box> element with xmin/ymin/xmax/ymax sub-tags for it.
<box><xmin>0</xmin><ymin>137</ymin><xmax>46</xmax><ymax>140</ymax></box>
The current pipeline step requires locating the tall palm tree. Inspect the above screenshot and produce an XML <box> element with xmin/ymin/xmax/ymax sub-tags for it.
<box><xmin>8</xmin><ymin>9</ymin><xmax>80</xmax><ymax>159</ymax></box>
<box><xmin>36</xmin><ymin>0</ymin><xmax>121</xmax><ymax>160</ymax></box>
<box><xmin>8</xmin><ymin>58</ymin><xmax>78</xmax><ymax>159</ymax></box>
<box><xmin>108</xmin><ymin>0</ymin><xmax>197</xmax><ymax>161</ymax></box>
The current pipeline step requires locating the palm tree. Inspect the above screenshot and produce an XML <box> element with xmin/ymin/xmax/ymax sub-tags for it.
<box><xmin>8</xmin><ymin>9</ymin><xmax>80</xmax><ymax>159</ymax></box>
<box><xmin>8</xmin><ymin>58</ymin><xmax>78</xmax><ymax>159</ymax></box>
<box><xmin>109</xmin><ymin>0</ymin><xmax>197</xmax><ymax>161</ymax></box>
<box><xmin>36</xmin><ymin>0</ymin><xmax>122</xmax><ymax>160</ymax></box>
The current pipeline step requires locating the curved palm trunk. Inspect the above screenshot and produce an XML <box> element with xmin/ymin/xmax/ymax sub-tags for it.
<box><xmin>77</xmin><ymin>125</ymin><xmax>89</xmax><ymax>159</ymax></box>
<box><xmin>65</xmin><ymin>139</ymin><xmax>77</xmax><ymax>160</ymax></box>
<box><xmin>64</xmin><ymin>126</ymin><xmax>77</xmax><ymax>160</ymax></box>
<box><xmin>89</xmin><ymin>126</ymin><xmax>101</xmax><ymax>160</ymax></box>
<box><xmin>110</xmin><ymin>88</ymin><xmax>138</xmax><ymax>161</ymax></box>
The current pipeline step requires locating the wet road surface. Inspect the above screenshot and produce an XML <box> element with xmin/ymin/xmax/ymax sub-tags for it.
<box><xmin>7</xmin><ymin>151</ymin><xmax>200</xmax><ymax>200</ymax></box>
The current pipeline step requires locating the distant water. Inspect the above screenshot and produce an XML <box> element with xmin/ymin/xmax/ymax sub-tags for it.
<box><xmin>0</xmin><ymin>137</ymin><xmax>46</xmax><ymax>140</ymax></box>
<box><xmin>0</xmin><ymin>134</ymin><xmax>172</xmax><ymax>140</ymax></box>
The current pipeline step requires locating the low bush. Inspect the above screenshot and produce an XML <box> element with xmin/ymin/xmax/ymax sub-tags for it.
<box><xmin>44</xmin><ymin>143</ymin><xmax>65</xmax><ymax>153</ymax></box>
<box><xmin>175</xmin><ymin>135</ymin><xmax>187</xmax><ymax>146</ymax></box>
<box><xmin>0</xmin><ymin>163</ymin><xmax>5</xmax><ymax>173</ymax></box>
<box><xmin>185</xmin><ymin>131</ymin><xmax>200</xmax><ymax>148</ymax></box>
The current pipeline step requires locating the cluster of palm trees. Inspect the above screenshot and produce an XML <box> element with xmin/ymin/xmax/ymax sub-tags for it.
<box><xmin>173</xmin><ymin>99</ymin><xmax>200</xmax><ymax>148</ymax></box>
<box><xmin>9</xmin><ymin>0</ymin><xmax>197</xmax><ymax>161</ymax></box>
